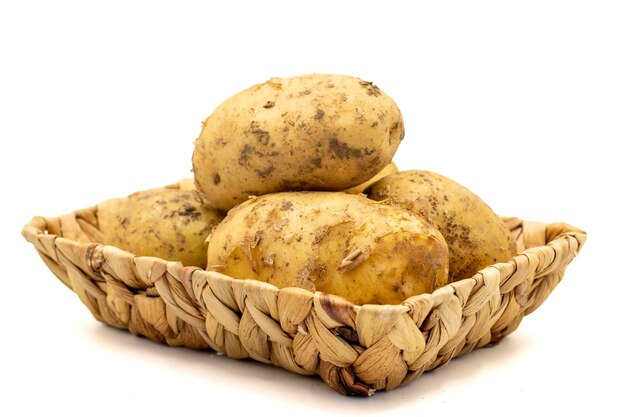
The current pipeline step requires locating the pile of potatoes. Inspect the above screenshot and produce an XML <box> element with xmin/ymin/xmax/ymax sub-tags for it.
<box><xmin>99</xmin><ymin>74</ymin><xmax>516</xmax><ymax>305</ymax></box>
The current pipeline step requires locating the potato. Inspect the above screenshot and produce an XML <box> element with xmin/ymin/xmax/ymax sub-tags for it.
<box><xmin>343</xmin><ymin>162</ymin><xmax>398</xmax><ymax>194</ymax></box>
<box><xmin>170</xmin><ymin>178</ymin><xmax>195</xmax><ymax>191</ymax></box>
<box><xmin>366</xmin><ymin>170</ymin><xmax>517</xmax><ymax>281</ymax></box>
<box><xmin>206</xmin><ymin>192</ymin><xmax>448</xmax><ymax>305</ymax></box>
<box><xmin>98</xmin><ymin>188</ymin><xmax>224</xmax><ymax>268</ymax></box>
<box><xmin>192</xmin><ymin>74</ymin><xmax>404</xmax><ymax>211</ymax></box>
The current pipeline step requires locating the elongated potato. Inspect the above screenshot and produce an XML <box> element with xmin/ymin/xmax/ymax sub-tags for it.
<box><xmin>193</xmin><ymin>74</ymin><xmax>404</xmax><ymax>211</ymax></box>
<box><xmin>98</xmin><ymin>188</ymin><xmax>224</xmax><ymax>267</ymax></box>
<box><xmin>343</xmin><ymin>162</ymin><xmax>398</xmax><ymax>194</ymax></box>
<box><xmin>206</xmin><ymin>192</ymin><xmax>449</xmax><ymax>305</ymax></box>
<box><xmin>367</xmin><ymin>170</ymin><xmax>516</xmax><ymax>280</ymax></box>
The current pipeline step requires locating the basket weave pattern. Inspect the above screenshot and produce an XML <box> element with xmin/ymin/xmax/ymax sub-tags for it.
<box><xmin>22</xmin><ymin>203</ymin><xmax>586</xmax><ymax>396</ymax></box>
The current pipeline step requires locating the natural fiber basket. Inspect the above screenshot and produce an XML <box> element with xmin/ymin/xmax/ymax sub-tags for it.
<box><xmin>22</xmin><ymin>183</ymin><xmax>586</xmax><ymax>396</ymax></box>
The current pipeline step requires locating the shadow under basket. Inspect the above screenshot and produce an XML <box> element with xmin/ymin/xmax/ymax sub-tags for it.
<box><xmin>22</xmin><ymin>194</ymin><xmax>586</xmax><ymax>396</ymax></box>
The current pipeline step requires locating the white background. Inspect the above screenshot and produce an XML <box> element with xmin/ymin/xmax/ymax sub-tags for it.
<box><xmin>1</xmin><ymin>1</ymin><xmax>624</xmax><ymax>415</ymax></box>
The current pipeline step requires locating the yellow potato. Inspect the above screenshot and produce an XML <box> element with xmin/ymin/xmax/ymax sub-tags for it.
<box><xmin>98</xmin><ymin>188</ymin><xmax>224</xmax><ymax>267</ymax></box>
<box><xmin>367</xmin><ymin>170</ymin><xmax>516</xmax><ymax>280</ymax></box>
<box><xmin>343</xmin><ymin>162</ymin><xmax>398</xmax><ymax>194</ymax></box>
<box><xmin>193</xmin><ymin>74</ymin><xmax>404</xmax><ymax>211</ymax></box>
<box><xmin>206</xmin><ymin>192</ymin><xmax>449</xmax><ymax>305</ymax></box>
<box><xmin>170</xmin><ymin>178</ymin><xmax>195</xmax><ymax>191</ymax></box>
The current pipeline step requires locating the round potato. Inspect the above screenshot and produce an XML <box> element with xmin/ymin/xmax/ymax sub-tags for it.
<box><xmin>98</xmin><ymin>188</ymin><xmax>224</xmax><ymax>268</ymax></box>
<box><xmin>206</xmin><ymin>192</ymin><xmax>448</xmax><ymax>305</ymax></box>
<box><xmin>193</xmin><ymin>74</ymin><xmax>404</xmax><ymax>211</ymax></box>
<box><xmin>366</xmin><ymin>170</ymin><xmax>516</xmax><ymax>281</ymax></box>
<box><xmin>343</xmin><ymin>162</ymin><xmax>399</xmax><ymax>194</ymax></box>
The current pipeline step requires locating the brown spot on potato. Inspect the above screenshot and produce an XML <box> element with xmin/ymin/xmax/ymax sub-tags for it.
<box><xmin>280</xmin><ymin>179</ymin><xmax>310</xmax><ymax>190</ymax></box>
<box><xmin>252</xmin><ymin>231</ymin><xmax>264</xmax><ymax>248</ymax></box>
<box><xmin>280</xmin><ymin>201</ymin><xmax>293</xmax><ymax>211</ymax></box>
<box><xmin>314</xmin><ymin>109</ymin><xmax>324</xmax><ymax>120</ymax></box>
<box><xmin>239</xmin><ymin>144</ymin><xmax>254</xmax><ymax>166</ymax></box>
<box><xmin>313</xmin><ymin>225</ymin><xmax>330</xmax><ymax>244</ymax></box>
<box><xmin>292</xmin><ymin>262</ymin><xmax>317</xmax><ymax>292</ymax></box>
<box><xmin>263</xmin><ymin>101</ymin><xmax>275</xmax><ymax>109</ymax></box>
<box><xmin>310</xmin><ymin>157</ymin><xmax>322</xmax><ymax>168</ymax></box>
<box><xmin>239</xmin><ymin>144</ymin><xmax>280</xmax><ymax>167</ymax></box>
<box><xmin>389</xmin><ymin>121</ymin><xmax>404</xmax><ymax>141</ymax></box>
<box><xmin>329</xmin><ymin>137</ymin><xmax>366</xmax><ymax>160</ymax></box>
<box><xmin>255</xmin><ymin>165</ymin><xmax>275</xmax><ymax>178</ymax></box>
<box><xmin>248</xmin><ymin>121</ymin><xmax>270</xmax><ymax>145</ymax></box>
<box><xmin>213</xmin><ymin>173</ymin><xmax>221</xmax><ymax>185</ymax></box>
<box><xmin>355</xmin><ymin>110</ymin><xmax>366</xmax><ymax>124</ymax></box>
<box><xmin>176</xmin><ymin>205</ymin><xmax>202</xmax><ymax>220</ymax></box>
<box><xmin>367</xmin><ymin>155</ymin><xmax>381</xmax><ymax>169</ymax></box>
<box><xmin>359</xmin><ymin>80</ymin><xmax>382</xmax><ymax>97</ymax></box>
<box><xmin>267</xmin><ymin>79</ymin><xmax>282</xmax><ymax>89</ymax></box>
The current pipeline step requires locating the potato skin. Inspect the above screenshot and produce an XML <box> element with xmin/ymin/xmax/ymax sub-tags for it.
<box><xmin>343</xmin><ymin>162</ymin><xmax>399</xmax><ymax>194</ymax></box>
<box><xmin>98</xmin><ymin>188</ymin><xmax>224</xmax><ymax>268</ymax></box>
<box><xmin>206</xmin><ymin>192</ymin><xmax>448</xmax><ymax>305</ymax></box>
<box><xmin>367</xmin><ymin>170</ymin><xmax>516</xmax><ymax>281</ymax></box>
<box><xmin>193</xmin><ymin>74</ymin><xmax>404</xmax><ymax>211</ymax></box>
<box><xmin>172</xmin><ymin>178</ymin><xmax>195</xmax><ymax>191</ymax></box>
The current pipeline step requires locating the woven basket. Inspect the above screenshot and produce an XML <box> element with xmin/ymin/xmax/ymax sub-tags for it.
<box><xmin>21</xmin><ymin>184</ymin><xmax>586</xmax><ymax>396</ymax></box>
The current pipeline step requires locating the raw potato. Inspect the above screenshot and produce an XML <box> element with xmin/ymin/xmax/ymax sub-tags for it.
<box><xmin>367</xmin><ymin>170</ymin><xmax>517</xmax><ymax>281</ymax></box>
<box><xmin>343</xmin><ymin>162</ymin><xmax>398</xmax><ymax>194</ymax></box>
<box><xmin>193</xmin><ymin>74</ymin><xmax>404</xmax><ymax>211</ymax></box>
<box><xmin>172</xmin><ymin>178</ymin><xmax>195</xmax><ymax>191</ymax></box>
<box><xmin>206</xmin><ymin>192</ymin><xmax>449</xmax><ymax>305</ymax></box>
<box><xmin>98</xmin><ymin>188</ymin><xmax>224</xmax><ymax>268</ymax></box>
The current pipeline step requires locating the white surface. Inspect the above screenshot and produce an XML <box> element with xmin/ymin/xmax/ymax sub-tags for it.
<box><xmin>1</xmin><ymin>1</ymin><xmax>624</xmax><ymax>415</ymax></box>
